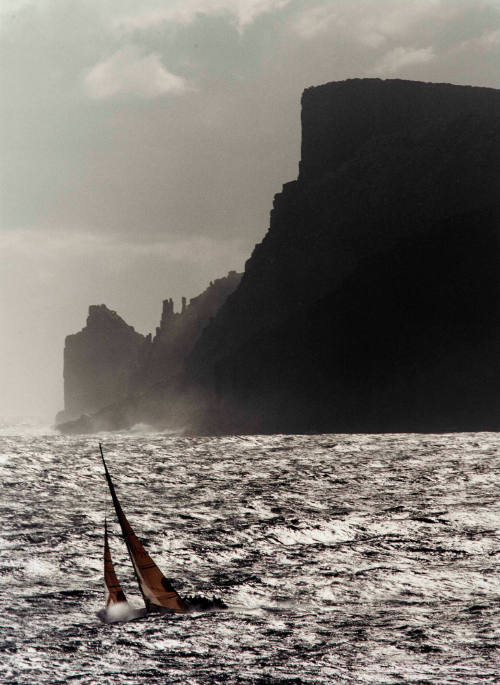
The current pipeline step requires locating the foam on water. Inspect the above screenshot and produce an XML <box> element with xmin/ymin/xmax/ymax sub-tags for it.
<box><xmin>23</xmin><ymin>559</ymin><xmax>59</xmax><ymax>581</ymax></box>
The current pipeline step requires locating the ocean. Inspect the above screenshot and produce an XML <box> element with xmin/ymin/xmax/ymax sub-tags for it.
<box><xmin>0</xmin><ymin>423</ymin><xmax>498</xmax><ymax>683</ymax></box>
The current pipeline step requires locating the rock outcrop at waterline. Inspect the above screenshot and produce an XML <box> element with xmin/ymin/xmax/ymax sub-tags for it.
<box><xmin>58</xmin><ymin>79</ymin><xmax>500</xmax><ymax>434</ymax></box>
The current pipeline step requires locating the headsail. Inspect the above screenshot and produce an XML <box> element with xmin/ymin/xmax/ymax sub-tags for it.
<box><xmin>104</xmin><ymin>518</ymin><xmax>127</xmax><ymax>607</ymax></box>
<box><xmin>99</xmin><ymin>444</ymin><xmax>187</xmax><ymax>614</ymax></box>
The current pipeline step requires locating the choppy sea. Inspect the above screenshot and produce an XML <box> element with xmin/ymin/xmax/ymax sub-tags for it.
<box><xmin>0</xmin><ymin>421</ymin><xmax>499</xmax><ymax>684</ymax></box>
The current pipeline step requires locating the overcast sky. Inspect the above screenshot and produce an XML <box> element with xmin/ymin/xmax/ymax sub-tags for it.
<box><xmin>1</xmin><ymin>0</ymin><xmax>499</xmax><ymax>420</ymax></box>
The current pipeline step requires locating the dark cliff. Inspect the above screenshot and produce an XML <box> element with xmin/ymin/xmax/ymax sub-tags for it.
<box><xmin>132</xmin><ymin>271</ymin><xmax>242</xmax><ymax>392</ymax></box>
<box><xmin>58</xmin><ymin>78</ymin><xmax>500</xmax><ymax>435</ymax></box>
<box><xmin>57</xmin><ymin>305</ymin><xmax>145</xmax><ymax>423</ymax></box>
<box><xmin>56</xmin><ymin>272</ymin><xmax>242</xmax><ymax>430</ymax></box>
<box><xmin>187</xmin><ymin>79</ymin><xmax>500</xmax><ymax>433</ymax></box>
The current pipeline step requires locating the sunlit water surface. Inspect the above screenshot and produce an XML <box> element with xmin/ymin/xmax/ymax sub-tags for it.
<box><xmin>0</xmin><ymin>424</ymin><xmax>499</xmax><ymax>684</ymax></box>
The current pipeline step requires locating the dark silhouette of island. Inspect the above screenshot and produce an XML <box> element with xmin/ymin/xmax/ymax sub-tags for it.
<box><xmin>57</xmin><ymin>78</ymin><xmax>500</xmax><ymax>435</ymax></box>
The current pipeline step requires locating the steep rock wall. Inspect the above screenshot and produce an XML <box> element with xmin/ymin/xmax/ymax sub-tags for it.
<box><xmin>58</xmin><ymin>305</ymin><xmax>145</xmax><ymax>422</ymax></box>
<box><xmin>131</xmin><ymin>271</ymin><xmax>242</xmax><ymax>391</ymax></box>
<box><xmin>188</xmin><ymin>79</ymin><xmax>500</xmax><ymax>433</ymax></box>
<box><xmin>56</xmin><ymin>272</ymin><xmax>241</xmax><ymax>430</ymax></box>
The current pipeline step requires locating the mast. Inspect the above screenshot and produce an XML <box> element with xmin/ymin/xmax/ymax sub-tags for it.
<box><xmin>99</xmin><ymin>443</ymin><xmax>187</xmax><ymax>613</ymax></box>
<box><xmin>100</xmin><ymin>443</ymin><xmax>150</xmax><ymax>610</ymax></box>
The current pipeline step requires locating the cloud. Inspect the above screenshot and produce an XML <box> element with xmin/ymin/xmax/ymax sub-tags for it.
<box><xmin>114</xmin><ymin>0</ymin><xmax>290</xmax><ymax>33</ymax></box>
<box><xmin>292</xmin><ymin>4</ymin><xmax>340</xmax><ymax>40</ymax></box>
<box><xmin>372</xmin><ymin>45</ymin><xmax>435</xmax><ymax>74</ymax></box>
<box><xmin>458</xmin><ymin>28</ymin><xmax>500</xmax><ymax>52</ymax></box>
<box><xmin>363</xmin><ymin>1</ymin><xmax>441</xmax><ymax>38</ymax></box>
<box><xmin>0</xmin><ymin>0</ymin><xmax>36</xmax><ymax>15</ymax></box>
<box><xmin>83</xmin><ymin>45</ymin><xmax>189</xmax><ymax>99</ymax></box>
<box><xmin>292</xmin><ymin>0</ymin><xmax>446</xmax><ymax>46</ymax></box>
<box><xmin>479</xmin><ymin>29</ymin><xmax>500</xmax><ymax>48</ymax></box>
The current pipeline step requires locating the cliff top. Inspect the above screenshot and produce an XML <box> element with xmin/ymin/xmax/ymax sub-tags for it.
<box><xmin>300</xmin><ymin>78</ymin><xmax>500</xmax><ymax>181</ymax></box>
<box><xmin>302</xmin><ymin>77</ymin><xmax>500</xmax><ymax>98</ymax></box>
<box><xmin>86</xmin><ymin>304</ymin><xmax>139</xmax><ymax>330</ymax></box>
<box><xmin>63</xmin><ymin>304</ymin><xmax>144</xmax><ymax>342</ymax></box>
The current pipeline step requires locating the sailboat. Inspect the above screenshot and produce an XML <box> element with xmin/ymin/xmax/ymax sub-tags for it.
<box><xmin>97</xmin><ymin>443</ymin><xmax>225</xmax><ymax>623</ymax></box>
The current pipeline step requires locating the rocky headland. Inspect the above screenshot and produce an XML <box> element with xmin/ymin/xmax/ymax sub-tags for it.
<box><xmin>56</xmin><ymin>272</ymin><xmax>241</xmax><ymax>432</ymax></box>
<box><xmin>58</xmin><ymin>78</ymin><xmax>500</xmax><ymax>434</ymax></box>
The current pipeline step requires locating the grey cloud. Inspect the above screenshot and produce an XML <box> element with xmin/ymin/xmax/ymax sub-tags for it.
<box><xmin>372</xmin><ymin>46</ymin><xmax>435</xmax><ymax>75</ymax></box>
<box><xmin>83</xmin><ymin>45</ymin><xmax>191</xmax><ymax>99</ymax></box>
<box><xmin>113</xmin><ymin>0</ymin><xmax>292</xmax><ymax>33</ymax></box>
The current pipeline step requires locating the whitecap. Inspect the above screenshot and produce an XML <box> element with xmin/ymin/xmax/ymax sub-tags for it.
<box><xmin>24</xmin><ymin>558</ymin><xmax>58</xmax><ymax>580</ymax></box>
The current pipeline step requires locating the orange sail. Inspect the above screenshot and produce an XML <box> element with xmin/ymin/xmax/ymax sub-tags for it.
<box><xmin>100</xmin><ymin>444</ymin><xmax>187</xmax><ymax>614</ymax></box>
<box><xmin>104</xmin><ymin>518</ymin><xmax>127</xmax><ymax>607</ymax></box>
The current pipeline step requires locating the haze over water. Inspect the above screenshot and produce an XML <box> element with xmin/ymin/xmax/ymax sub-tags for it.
<box><xmin>1</xmin><ymin>425</ymin><xmax>498</xmax><ymax>683</ymax></box>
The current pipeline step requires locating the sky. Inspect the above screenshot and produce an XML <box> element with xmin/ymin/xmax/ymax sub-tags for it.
<box><xmin>1</xmin><ymin>0</ymin><xmax>499</xmax><ymax>420</ymax></box>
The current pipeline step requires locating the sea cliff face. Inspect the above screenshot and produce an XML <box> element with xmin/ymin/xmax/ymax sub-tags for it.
<box><xmin>57</xmin><ymin>305</ymin><xmax>145</xmax><ymax>424</ymax></box>
<box><xmin>58</xmin><ymin>78</ymin><xmax>500</xmax><ymax>434</ymax></box>
<box><xmin>131</xmin><ymin>271</ymin><xmax>242</xmax><ymax>393</ymax></box>
<box><xmin>56</xmin><ymin>273</ymin><xmax>241</xmax><ymax>431</ymax></box>
<box><xmin>187</xmin><ymin>79</ymin><xmax>500</xmax><ymax>433</ymax></box>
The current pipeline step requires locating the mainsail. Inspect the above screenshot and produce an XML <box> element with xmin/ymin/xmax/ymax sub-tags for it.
<box><xmin>99</xmin><ymin>444</ymin><xmax>187</xmax><ymax>614</ymax></box>
<box><xmin>104</xmin><ymin>518</ymin><xmax>127</xmax><ymax>606</ymax></box>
